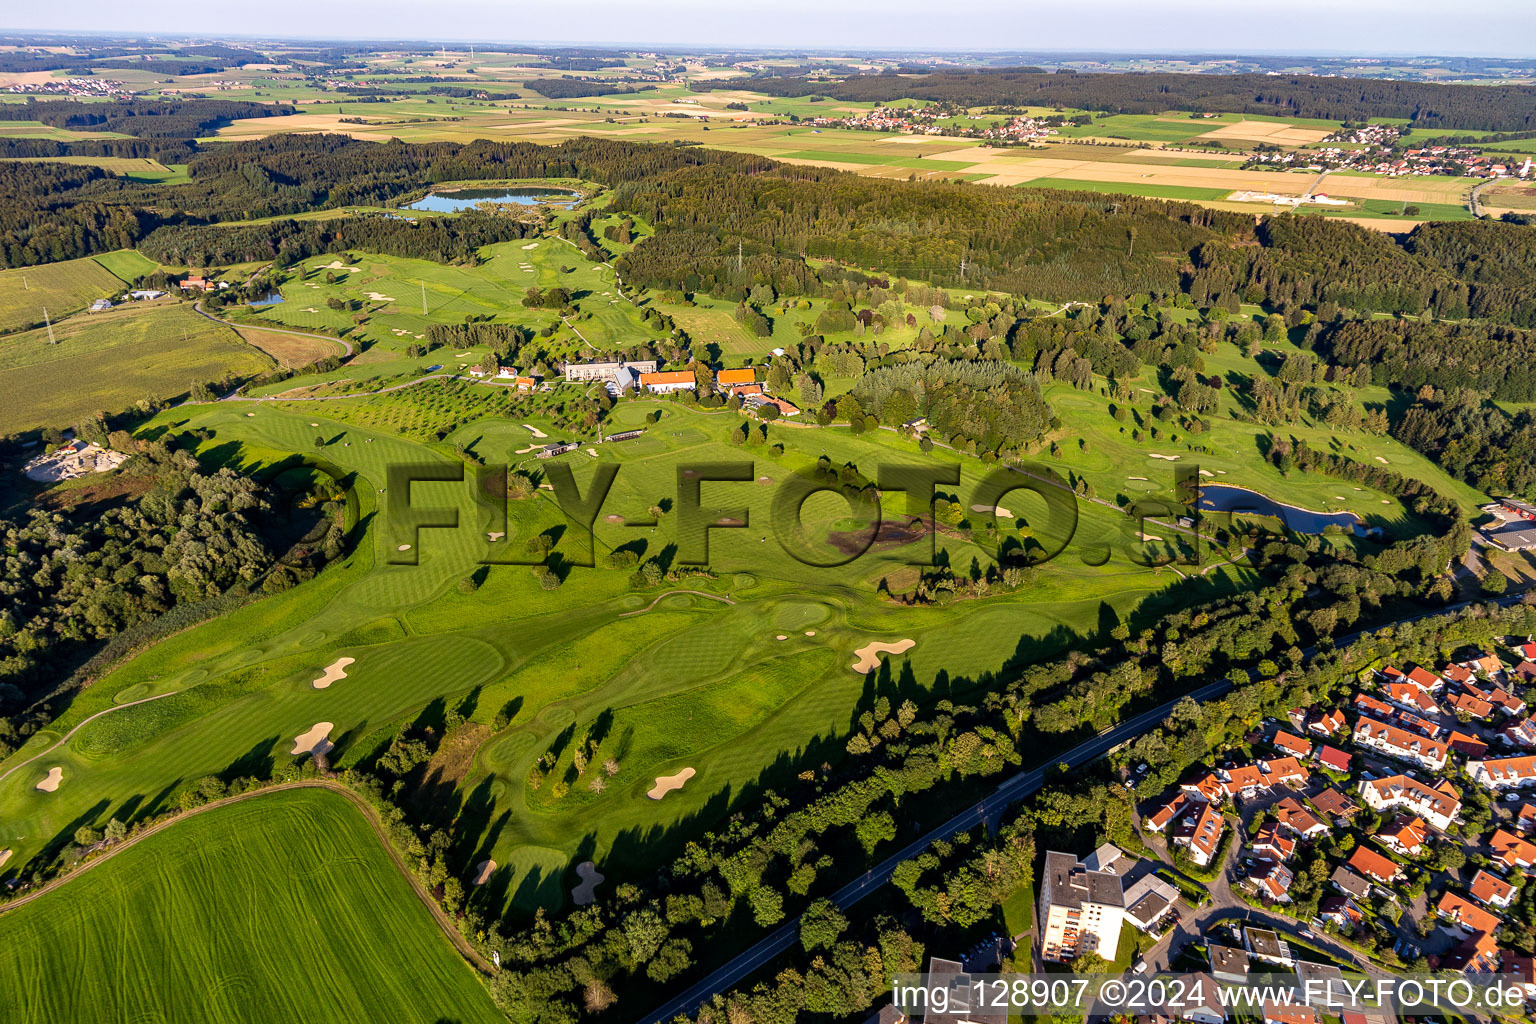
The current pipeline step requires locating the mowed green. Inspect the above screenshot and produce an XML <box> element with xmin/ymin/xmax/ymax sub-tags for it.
<box><xmin>0</xmin><ymin>256</ymin><xmax>126</xmax><ymax>334</ymax></box>
<box><xmin>0</xmin><ymin>788</ymin><xmax>502</xmax><ymax>1024</ymax></box>
<box><xmin>0</xmin><ymin>302</ymin><xmax>273</xmax><ymax>433</ymax></box>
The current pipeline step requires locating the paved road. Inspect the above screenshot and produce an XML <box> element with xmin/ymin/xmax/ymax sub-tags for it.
<box><xmin>636</xmin><ymin>678</ymin><xmax>1234</xmax><ymax>1024</ymax></box>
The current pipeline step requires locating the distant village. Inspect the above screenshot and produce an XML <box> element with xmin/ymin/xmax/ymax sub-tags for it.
<box><xmin>1247</xmin><ymin>123</ymin><xmax>1534</xmax><ymax>180</ymax></box>
<box><xmin>5</xmin><ymin>77</ymin><xmax>127</xmax><ymax>97</ymax></box>
<box><xmin>800</xmin><ymin>104</ymin><xmax>1065</xmax><ymax>143</ymax></box>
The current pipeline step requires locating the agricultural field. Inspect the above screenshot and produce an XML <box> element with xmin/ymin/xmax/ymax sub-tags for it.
<box><xmin>0</xmin><ymin>255</ymin><xmax>127</xmax><ymax>335</ymax></box>
<box><xmin>197</xmin><ymin>88</ymin><xmax>1482</xmax><ymax>228</ymax></box>
<box><xmin>0</xmin><ymin>301</ymin><xmax>273</xmax><ymax>434</ymax></box>
<box><xmin>0</xmin><ymin>788</ymin><xmax>503</xmax><ymax>1024</ymax></box>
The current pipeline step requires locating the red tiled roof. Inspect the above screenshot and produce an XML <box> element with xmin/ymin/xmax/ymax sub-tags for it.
<box><xmin>1347</xmin><ymin>846</ymin><xmax>1402</xmax><ymax>884</ymax></box>
<box><xmin>1273</xmin><ymin>732</ymin><xmax>1313</xmax><ymax>757</ymax></box>
<box><xmin>1471</xmin><ymin>870</ymin><xmax>1516</xmax><ymax>906</ymax></box>
<box><xmin>716</xmin><ymin>368</ymin><xmax>756</xmax><ymax>385</ymax></box>
<box><xmin>1317</xmin><ymin>745</ymin><xmax>1351</xmax><ymax>772</ymax></box>
<box><xmin>1491</xmin><ymin>828</ymin><xmax>1536</xmax><ymax>869</ymax></box>
<box><xmin>1438</xmin><ymin>891</ymin><xmax>1501</xmax><ymax>935</ymax></box>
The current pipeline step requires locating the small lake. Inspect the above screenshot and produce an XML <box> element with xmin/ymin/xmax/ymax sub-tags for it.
<box><xmin>1197</xmin><ymin>484</ymin><xmax>1365</xmax><ymax>536</ymax></box>
<box><xmin>405</xmin><ymin>187</ymin><xmax>578</xmax><ymax>213</ymax></box>
<box><xmin>248</xmin><ymin>291</ymin><xmax>284</xmax><ymax>307</ymax></box>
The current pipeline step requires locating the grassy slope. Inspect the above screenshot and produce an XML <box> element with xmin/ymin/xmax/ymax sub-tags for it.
<box><xmin>0</xmin><ymin>256</ymin><xmax>126</xmax><ymax>335</ymax></box>
<box><xmin>0</xmin><ymin>788</ymin><xmax>501</xmax><ymax>1024</ymax></box>
<box><xmin>0</xmin><ymin>302</ymin><xmax>273</xmax><ymax>434</ymax></box>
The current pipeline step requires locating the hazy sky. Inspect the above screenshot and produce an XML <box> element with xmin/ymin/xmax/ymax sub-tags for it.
<box><xmin>9</xmin><ymin>0</ymin><xmax>1536</xmax><ymax>58</ymax></box>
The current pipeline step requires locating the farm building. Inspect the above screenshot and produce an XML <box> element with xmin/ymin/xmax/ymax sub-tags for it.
<box><xmin>639</xmin><ymin>370</ymin><xmax>697</xmax><ymax>394</ymax></box>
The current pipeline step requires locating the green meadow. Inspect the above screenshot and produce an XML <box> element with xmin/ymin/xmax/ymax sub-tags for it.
<box><xmin>0</xmin><ymin>302</ymin><xmax>273</xmax><ymax>434</ymax></box>
<box><xmin>0</xmin><ymin>788</ymin><xmax>502</xmax><ymax>1024</ymax></box>
<box><xmin>0</xmin><ymin>255</ymin><xmax>126</xmax><ymax>335</ymax></box>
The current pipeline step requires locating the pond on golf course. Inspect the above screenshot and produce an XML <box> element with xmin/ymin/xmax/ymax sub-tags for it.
<box><xmin>1197</xmin><ymin>484</ymin><xmax>1366</xmax><ymax>535</ymax></box>
<box><xmin>404</xmin><ymin>187</ymin><xmax>579</xmax><ymax>212</ymax></box>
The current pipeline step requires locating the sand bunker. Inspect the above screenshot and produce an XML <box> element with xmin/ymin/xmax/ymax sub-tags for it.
<box><xmin>522</xmin><ymin>424</ymin><xmax>548</xmax><ymax>438</ymax></box>
<box><xmin>851</xmin><ymin>638</ymin><xmax>917</xmax><ymax>674</ymax></box>
<box><xmin>472</xmin><ymin>859</ymin><xmax>496</xmax><ymax>886</ymax></box>
<box><xmin>291</xmin><ymin>722</ymin><xmax>335</xmax><ymax>757</ymax></box>
<box><xmin>245</xmin><ymin>412</ymin><xmax>255</xmax><ymax>417</ymax></box>
<box><xmin>1375</xmin><ymin>456</ymin><xmax>1389</xmax><ymax>464</ymax></box>
<box><xmin>35</xmin><ymin>767</ymin><xmax>62</xmax><ymax>792</ymax></box>
<box><xmin>1148</xmin><ymin>453</ymin><xmax>1181</xmax><ymax>461</ymax></box>
<box><xmin>301</xmin><ymin>306</ymin><xmax>319</xmax><ymax>313</ymax></box>
<box><xmin>805</xmin><ymin>630</ymin><xmax>816</xmax><ymax>636</ymax></box>
<box><xmin>969</xmin><ymin>504</ymin><xmax>1014</xmax><ymax>518</ymax></box>
<box><xmin>604</xmin><ymin>514</ymin><xmax>626</xmax><ymax>523</ymax></box>
<box><xmin>648</xmin><ymin>767</ymin><xmax>696</xmax><ymax>800</ymax></box>
<box><xmin>455</xmin><ymin>351</ymin><xmax>472</xmax><ymax>357</ymax></box>
<box><xmin>1199</xmin><ymin>469</ymin><xmax>1215</xmax><ymax>477</ymax></box>
<box><xmin>515</xmin><ymin>445</ymin><xmax>540</xmax><ymax>454</ymax></box>
<box><xmin>572</xmin><ymin>861</ymin><xmax>605</xmax><ymax>905</ymax></box>
<box><xmin>586</xmin><ymin>447</ymin><xmax>599</xmax><ymax>457</ymax></box>
<box><xmin>397</xmin><ymin>543</ymin><xmax>412</xmax><ymax>551</ymax></box>
<box><xmin>316</xmin><ymin>260</ymin><xmax>360</xmax><ymax>272</ymax></box>
<box><xmin>309</xmin><ymin>421</ymin><xmax>320</xmax><ymax>427</ymax></box>
<box><xmin>776</xmin><ymin>634</ymin><xmax>788</xmax><ymax>640</ymax></box>
<box><xmin>312</xmin><ymin>657</ymin><xmax>355</xmax><ymax>689</ymax></box>
<box><xmin>1128</xmin><ymin>476</ymin><xmax>1148</xmax><ymax>481</ymax></box>
<box><xmin>522</xmin><ymin>242</ymin><xmax>539</xmax><ymax>250</ymax></box>
<box><xmin>364</xmin><ymin>292</ymin><xmax>396</xmax><ymax>302</ymax></box>
<box><xmin>487</xmin><ymin>531</ymin><xmax>505</xmax><ymax>541</ymax></box>
<box><xmin>1136</xmin><ymin>531</ymin><xmax>1163</xmax><ymax>542</ymax></box>
<box><xmin>0</xmin><ymin>849</ymin><xmax>10</xmax><ymax>869</ymax></box>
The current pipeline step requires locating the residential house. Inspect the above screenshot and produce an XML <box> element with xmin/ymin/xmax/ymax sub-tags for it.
<box><xmin>1490</xmin><ymin>828</ymin><xmax>1536</xmax><ymax>872</ymax></box>
<box><xmin>1358</xmin><ymin>775</ymin><xmax>1461</xmax><ymax>832</ymax></box>
<box><xmin>1346</xmin><ymin>846</ymin><xmax>1403</xmax><ymax>886</ymax></box>
<box><xmin>1122</xmin><ymin>873</ymin><xmax>1180</xmax><ymax>932</ymax></box>
<box><xmin>1375</xmin><ymin>815</ymin><xmax>1428</xmax><ymax>857</ymax></box>
<box><xmin>1173</xmin><ymin>802</ymin><xmax>1226</xmax><ymax>867</ymax></box>
<box><xmin>1517</xmin><ymin>802</ymin><xmax>1536</xmax><ymax>834</ymax></box>
<box><xmin>1513</xmin><ymin>660</ymin><xmax>1536</xmax><ymax>685</ymax></box>
<box><xmin>1461</xmin><ymin>652</ymin><xmax>1507</xmax><ymax>680</ymax></box>
<box><xmin>1311</xmin><ymin>788</ymin><xmax>1359</xmax><ymax>823</ymax></box>
<box><xmin>1208</xmin><ymin>944</ymin><xmax>1249</xmax><ymax>982</ymax></box>
<box><xmin>1481</xmin><ymin>685</ymin><xmax>1525</xmax><ymax>717</ymax></box>
<box><xmin>1439</xmin><ymin>892</ymin><xmax>1502</xmax><ymax>936</ymax></box>
<box><xmin>1468</xmin><ymin>755</ymin><xmax>1536</xmax><ymax>791</ymax></box>
<box><xmin>1448</xmin><ymin>731</ymin><xmax>1490</xmax><ymax>759</ymax></box>
<box><xmin>1177</xmin><ymin>975</ymin><xmax>1227</xmax><ymax>1024</ymax></box>
<box><xmin>512</xmin><ymin>375</ymin><xmax>538</xmax><ymax>392</ymax></box>
<box><xmin>1308</xmin><ymin>709</ymin><xmax>1346</xmax><ymax>737</ymax></box>
<box><xmin>1503</xmin><ymin>954</ymin><xmax>1536</xmax><ymax>1000</ymax></box>
<box><xmin>1259</xmin><ymin>757</ymin><xmax>1310</xmax><ymax>790</ymax></box>
<box><xmin>1354</xmin><ymin>694</ymin><xmax>1395</xmax><ymax>719</ymax></box>
<box><xmin>1274</xmin><ymin>797</ymin><xmax>1330</xmax><ymax>839</ymax></box>
<box><xmin>1384</xmin><ymin>681</ymin><xmax>1441</xmax><ymax>716</ymax></box>
<box><xmin>1330</xmin><ymin>866</ymin><xmax>1373</xmax><ymax>901</ymax></box>
<box><xmin>1352</xmin><ymin>719</ymin><xmax>1449</xmax><ymax>771</ymax></box>
<box><xmin>1245</xmin><ymin>928</ymin><xmax>1294</xmax><ymax>967</ymax></box>
<box><xmin>1263</xmin><ymin>1001</ymin><xmax>1319</xmax><ymax>1024</ymax></box>
<box><xmin>638</xmin><ymin>370</ymin><xmax>697</xmax><ymax>394</ymax></box>
<box><xmin>1252</xmin><ymin>823</ymin><xmax>1296</xmax><ymax>863</ymax></box>
<box><xmin>1181</xmin><ymin>772</ymin><xmax>1227</xmax><ymax>804</ymax></box>
<box><xmin>1497</xmin><ymin>720</ymin><xmax>1536</xmax><ymax>749</ymax></box>
<box><xmin>1273</xmin><ymin>732</ymin><xmax>1313</xmax><ymax>758</ymax></box>
<box><xmin>1147</xmin><ymin>792</ymin><xmax>1196</xmax><ymax>832</ymax></box>
<box><xmin>1447</xmin><ymin>692</ymin><xmax>1494</xmax><ymax>720</ymax></box>
<box><xmin>1316</xmin><ymin>745</ymin><xmax>1351</xmax><ymax>774</ymax></box>
<box><xmin>1470</xmin><ymin>870</ymin><xmax>1517</xmax><ymax>909</ymax></box>
<box><xmin>1319</xmin><ymin>896</ymin><xmax>1364</xmax><ymax>932</ymax></box>
<box><xmin>1038</xmin><ymin>850</ymin><xmax>1125</xmax><ymax>963</ymax></box>
<box><xmin>1444</xmin><ymin>930</ymin><xmax>1502</xmax><ymax>975</ymax></box>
